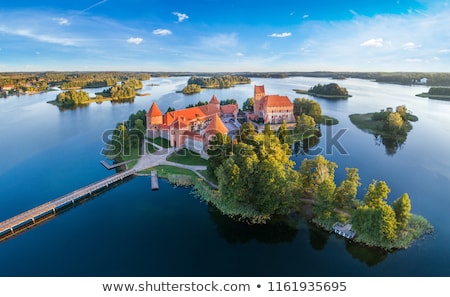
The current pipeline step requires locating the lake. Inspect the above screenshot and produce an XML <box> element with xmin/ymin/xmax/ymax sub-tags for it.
<box><xmin>0</xmin><ymin>76</ymin><xmax>449</xmax><ymax>276</ymax></box>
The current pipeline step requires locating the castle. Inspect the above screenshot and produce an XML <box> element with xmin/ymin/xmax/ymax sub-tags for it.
<box><xmin>146</xmin><ymin>85</ymin><xmax>295</xmax><ymax>154</ymax></box>
<box><xmin>146</xmin><ymin>95</ymin><xmax>239</xmax><ymax>154</ymax></box>
<box><xmin>253</xmin><ymin>85</ymin><xmax>295</xmax><ymax>124</ymax></box>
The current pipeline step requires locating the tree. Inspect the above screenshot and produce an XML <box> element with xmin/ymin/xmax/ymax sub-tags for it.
<box><xmin>396</xmin><ymin>105</ymin><xmax>408</xmax><ymax>121</ymax></box>
<box><xmin>393</xmin><ymin>193</ymin><xmax>411</xmax><ymax>230</ymax></box>
<box><xmin>293</xmin><ymin>98</ymin><xmax>322</xmax><ymax>123</ymax></box>
<box><xmin>263</xmin><ymin>124</ymin><xmax>274</xmax><ymax>137</ymax></box>
<box><xmin>238</xmin><ymin>122</ymin><xmax>257</xmax><ymax>144</ymax></box>
<box><xmin>363</xmin><ymin>180</ymin><xmax>390</xmax><ymax>208</ymax></box>
<box><xmin>294</xmin><ymin>114</ymin><xmax>316</xmax><ymax>137</ymax></box>
<box><xmin>242</xmin><ymin>97</ymin><xmax>254</xmax><ymax>111</ymax></box>
<box><xmin>277</xmin><ymin>121</ymin><xmax>289</xmax><ymax>144</ymax></box>
<box><xmin>207</xmin><ymin>133</ymin><xmax>232</xmax><ymax>179</ymax></box>
<box><xmin>380</xmin><ymin>204</ymin><xmax>398</xmax><ymax>241</ymax></box>
<box><xmin>334</xmin><ymin>168</ymin><xmax>361</xmax><ymax>207</ymax></box>
<box><xmin>314</xmin><ymin>178</ymin><xmax>336</xmax><ymax>219</ymax></box>
<box><xmin>215</xmin><ymin>134</ymin><xmax>299</xmax><ymax>217</ymax></box>
<box><xmin>299</xmin><ymin>155</ymin><xmax>337</xmax><ymax>195</ymax></box>
<box><xmin>386</xmin><ymin>112</ymin><xmax>404</xmax><ymax>131</ymax></box>
<box><xmin>166</xmin><ymin>106</ymin><xmax>175</xmax><ymax>112</ymax></box>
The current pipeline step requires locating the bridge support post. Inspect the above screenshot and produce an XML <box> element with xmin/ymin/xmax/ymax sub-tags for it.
<box><xmin>52</xmin><ymin>208</ymin><xmax>56</xmax><ymax>214</ymax></box>
<box><xmin>10</xmin><ymin>227</ymin><xmax>14</xmax><ymax>234</ymax></box>
<box><xmin>32</xmin><ymin>217</ymin><xmax>35</xmax><ymax>224</ymax></box>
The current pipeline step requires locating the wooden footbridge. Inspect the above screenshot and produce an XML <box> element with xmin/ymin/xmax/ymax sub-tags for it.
<box><xmin>0</xmin><ymin>169</ymin><xmax>136</xmax><ymax>240</ymax></box>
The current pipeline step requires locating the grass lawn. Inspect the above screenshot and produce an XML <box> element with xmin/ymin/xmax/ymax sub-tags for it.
<box><xmin>138</xmin><ymin>165</ymin><xmax>197</xmax><ymax>178</ymax></box>
<box><xmin>197</xmin><ymin>169</ymin><xmax>218</xmax><ymax>184</ymax></box>
<box><xmin>151</xmin><ymin>137</ymin><xmax>171</xmax><ymax>148</ymax></box>
<box><xmin>167</xmin><ymin>148</ymin><xmax>208</xmax><ymax>166</ymax></box>
<box><xmin>147</xmin><ymin>143</ymin><xmax>158</xmax><ymax>153</ymax></box>
<box><xmin>349</xmin><ymin>113</ymin><xmax>382</xmax><ymax>133</ymax></box>
<box><xmin>122</xmin><ymin>146</ymin><xmax>141</xmax><ymax>169</ymax></box>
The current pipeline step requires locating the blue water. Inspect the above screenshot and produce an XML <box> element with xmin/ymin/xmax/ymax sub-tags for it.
<box><xmin>0</xmin><ymin>77</ymin><xmax>449</xmax><ymax>276</ymax></box>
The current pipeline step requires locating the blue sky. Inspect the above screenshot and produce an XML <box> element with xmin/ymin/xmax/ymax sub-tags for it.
<box><xmin>1</xmin><ymin>0</ymin><xmax>449</xmax><ymax>72</ymax></box>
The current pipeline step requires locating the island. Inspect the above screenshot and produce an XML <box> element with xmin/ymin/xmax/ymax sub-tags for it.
<box><xmin>178</xmin><ymin>83</ymin><xmax>202</xmax><ymax>95</ymax></box>
<box><xmin>106</xmin><ymin>87</ymin><xmax>432</xmax><ymax>251</ymax></box>
<box><xmin>294</xmin><ymin>83</ymin><xmax>351</xmax><ymax>99</ymax></box>
<box><xmin>177</xmin><ymin>75</ymin><xmax>251</xmax><ymax>94</ymax></box>
<box><xmin>47</xmin><ymin>78</ymin><xmax>146</xmax><ymax>108</ymax></box>
<box><xmin>416</xmin><ymin>87</ymin><xmax>450</xmax><ymax>101</ymax></box>
<box><xmin>349</xmin><ymin>105</ymin><xmax>418</xmax><ymax>155</ymax></box>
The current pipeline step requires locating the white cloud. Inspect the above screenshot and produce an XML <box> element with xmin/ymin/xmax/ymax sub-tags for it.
<box><xmin>402</xmin><ymin>42</ymin><xmax>421</xmax><ymax>50</ymax></box>
<box><xmin>360</xmin><ymin>38</ymin><xmax>384</xmax><ymax>47</ymax></box>
<box><xmin>438</xmin><ymin>49</ymin><xmax>450</xmax><ymax>53</ymax></box>
<box><xmin>152</xmin><ymin>29</ymin><xmax>172</xmax><ymax>36</ymax></box>
<box><xmin>54</xmin><ymin>18</ymin><xmax>70</xmax><ymax>26</ymax></box>
<box><xmin>405</xmin><ymin>58</ymin><xmax>422</xmax><ymax>63</ymax></box>
<box><xmin>0</xmin><ymin>26</ymin><xmax>78</xmax><ymax>46</ymax></box>
<box><xmin>235</xmin><ymin>52</ymin><xmax>244</xmax><ymax>57</ymax></box>
<box><xmin>303</xmin><ymin>14</ymin><xmax>309</xmax><ymax>19</ymax></box>
<box><xmin>172</xmin><ymin>12</ymin><xmax>189</xmax><ymax>22</ymax></box>
<box><xmin>268</xmin><ymin>32</ymin><xmax>292</xmax><ymax>38</ymax></box>
<box><xmin>127</xmin><ymin>37</ymin><xmax>143</xmax><ymax>45</ymax></box>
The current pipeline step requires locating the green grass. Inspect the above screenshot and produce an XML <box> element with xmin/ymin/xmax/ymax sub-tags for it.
<box><xmin>147</xmin><ymin>143</ymin><xmax>158</xmax><ymax>153</ymax></box>
<box><xmin>138</xmin><ymin>165</ymin><xmax>197</xmax><ymax>178</ymax></box>
<box><xmin>121</xmin><ymin>145</ymin><xmax>141</xmax><ymax>169</ymax></box>
<box><xmin>320</xmin><ymin>115</ymin><xmax>339</xmax><ymax>125</ymax></box>
<box><xmin>166</xmin><ymin>148</ymin><xmax>208</xmax><ymax>166</ymax></box>
<box><xmin>151</xmin><ymin>137</ymin><xmax>171</xmax><ymax>148</ymax></box>
<box><xmin>349</xmin><ymin>113</ymin><xmax>382</xmax><ymax>133</ymax></box>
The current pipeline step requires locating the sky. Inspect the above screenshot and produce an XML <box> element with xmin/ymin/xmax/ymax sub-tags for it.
<box><xmin>1</xmin><ymin>0</ymin><xmax>450</xmax><ymax>72</ymax></box>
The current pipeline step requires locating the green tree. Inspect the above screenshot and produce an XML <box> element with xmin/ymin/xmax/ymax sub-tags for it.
<box><xmin>242</xmin><ymin>97</ymin><xmax>254</xmax><ymax>111</ymax></box>
<box><xmin>277</xmin><ymin>121</ymin><xmax>289</xmax><ymax>144</ymax></box>
<box><xmin>239</xmin><ymin>122</ymin><xmax>257</xmax><ymax>144</ymax></box>
<box><xmin>294</xmin><ymin>114</ymin><xmax>316</xmax><ymax>136</ymax></box>
<box><xmin>299</xmin><ymin>155</ymin><xmax>337</xmax><ymax>195</ymax></box>
<box><xmin>207</xmin><ymin>133</ymin><xmax>232</xmax><ymax>179</ymax></box>
<box><xmin>293</xmin><ymin>98</ymin><xmax>322</xmax><ymax>123</ymax></box>
<box><xmin>395</xmin><ymin>105</ymin><xmax>408</xmax><ymax>121</ymax></box>
<box><xmin>263</xmin><ymin>124</ymin><xmax>274</xmax><ymax>137</ymax></box>
<box><xmin>363</xmin><ymin>180</ymin><xmax>390</xmax><ymax>208</ymax></box>
<box><xmin>380</xmin><ymin>204</ymin><xmax>398</xmax><ymax>241</ymax></box>
<box><xmin>334</xmin><ymin>168</ymin><xmax>361</xmax><ymax>207</ymax></box>
<box><xmin>386</xmin><ymin>112</ymin><xmax>404</xmax><ymax>131</ymax></box>
<box><xmin>215</xmin><ymin>134</ymin><xmax>299</xmax><ymax>218</ymax></box>
<box><xmin>393</xmin><ymin>193</ymin><xmax>411</xmax><ymax>230</ymax></box>
<box><xmin>314</xmin><ymin>178</ymin><xmax>336</xmax><ymax>219</ymax></box>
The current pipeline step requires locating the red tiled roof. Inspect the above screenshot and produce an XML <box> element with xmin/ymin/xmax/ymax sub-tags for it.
<box><xmin>209</xmin><ymin>94</ymin><xmax>219</xmax><ymax>104</ymax></box>
<box><xmin>263</xmin><ymin>95</ymin><xmax>293</xmax><ymax>107</ymax></box>
<box><xmin>147</xmin><ymin>102</ymin><xmax>163</xmax><ymax>117</ymax></box>
<box><xmin>171</xmin><ymin>118</ymin><xmax>189</xmax><ymax>129</ymax></box>
<box><xmin>204</xmin><ymin>114</ymin><xmax>228</xmax><ymax>135</ymax></box>
<box><xmin>220</xmin><ymin>104</ymin><xmax>238</xmax><ymax>114</ymax></box>
<box><xmin>254</xmin><ymin>85</ymin><xmax>265</xmax><ymax>93</ymax></box>
<box><xmin>164</xmin><ymin>104</ymin><xmax>219</xmax><ymax>126</ymax></box>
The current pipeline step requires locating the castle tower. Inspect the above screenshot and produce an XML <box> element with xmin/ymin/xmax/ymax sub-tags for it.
<box><xmin>146</xmin><ymin>102</ymin><xmax>163</xmax><ymax>138</ymax></box>
<box><xmin>254</xmin><ymin>85</ymin><xmax>265</xmax><ymax>115</ymax></box>
<box><xmin>209</xmin><ymin>94</ymin><xmax>220</xmax><ymax>114</ymax></box>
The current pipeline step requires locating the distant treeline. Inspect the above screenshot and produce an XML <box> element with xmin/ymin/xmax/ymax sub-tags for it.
<box><xmin>187</xmin><ymin>75</ymin><xmax>251</xmax><ymax>89</ymax></box>
<box><xmin>147</xmin><ymin>72</ymin><xmax>450</xmax><ymax>86</ymax></box>
<box><xmin>0</xmin><ymin>72</ymin><xmax>150</xmax><ymax>92</ymax></box>
<box><xmin>428</xmin><ymin>87</ymin><xmax>450</xmax><ymax>96</ymax></box>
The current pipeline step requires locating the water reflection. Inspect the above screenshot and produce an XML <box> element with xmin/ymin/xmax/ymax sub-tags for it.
<box><xmin>373</xmin><ymin>133</ymin><xmax>407</xmax><ymax>156</ymax></box>
<box><xmin>345</xmin><ymin>242</ymin><xmax>389</xmax><ymax>267</ymax></box>
<box><xmin>208</xmin><ymin>206</ymin><xmax>298</xmax><ymax>244</ymax></box>
<box><xmin>307</xmin><ymin>222</ymin><xmax>331</xmax><ymax>250</ymax></box>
